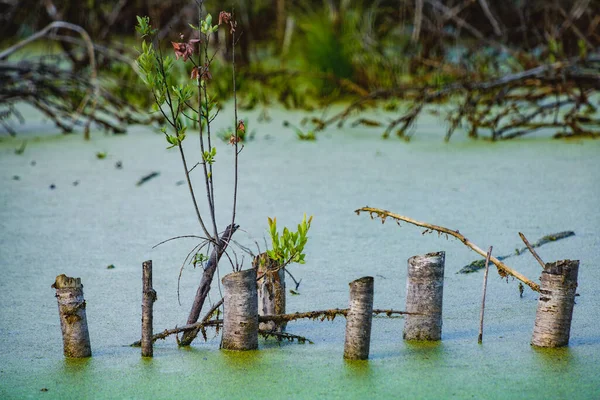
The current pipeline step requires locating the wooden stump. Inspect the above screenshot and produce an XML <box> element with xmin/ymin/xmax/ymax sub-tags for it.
<box><xmin>141</xmin><ymin>260</ymin><xmax>157</xmax><ymax>357</ymax></box>
<box><xmin>52</xmin><ymin>274</ymin><xmax>92</xmax><ymax>358</ymax></box>
<box><xmin>221</xmin><ymin>268</ymin><xmax>258</xmax><ymax>351</ymax></box>
<box><xmin>531</xmin><ymin>259</ymin><xmax>579</xmax><ymax>348</ymax></box>
<box><xmin>344</xmin><ymin>276</ymin><xmax>374</xmax><ymax>360</ymax></box>
<box><xmin>403</xmin><ymin>251</ymin><xmax>445</xmax><ymax>341</ymax></box>
<box><xmin>255</xmin><ymin>253</ymin><xmax>286</xmax><ymax>332</ymax></box>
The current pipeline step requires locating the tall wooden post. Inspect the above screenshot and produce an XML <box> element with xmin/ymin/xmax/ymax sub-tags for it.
<box><xmin>531</xmin><ymin>260</ymin><xmax>579</xmax><ymax>347</ymax></box>
<box><xmin>52</xmin><ymin>274</ymin><xmax>92</xmax><ymax>358</ymax></box>
<box><xmin>344</xmin><ymin>276</ymin><xmax>374</xmax><ymax>360</ymax></box>
<box><xmin>221</xmin><ymin>268</ymin><xmax>258</xmax><ymax>351</ymax></box>
<box><xmin>403</xmin><ymin>251</ymin><xmax>445</xmax><ymax>341</ymax></box>
<box><xmin>141</xmin><ymin>260</ymin><xmax>157</xmax><ymax>357</ymax></box>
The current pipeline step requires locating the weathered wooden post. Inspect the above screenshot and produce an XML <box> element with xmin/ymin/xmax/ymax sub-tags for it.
<box><xmin>531</xmin><ymin>260</ymin><xmax>579</xmax><ymax>348</ymax></box>
<box><xmin>403</xmin><ymin>251</ymin><xmax>445</xmax><ymax>341</ymax></box>
<box><xmin>256</xmin><ymin>253</ymin><xmax>286</xmax><ymax>332</ymax></box>
<box><xmin>344</xmin><ymin>276</ymin><xmax>374</xmax><ymax>360</ymax></box>
<box><xmin>52</xmin><ymin>274</ymin><xmax>92</xmax><ymax>358</ymax></box>
<box><xmin>141</xmin><ymin>260</ymin><xmax>157</xmax><ymax>357</ymax></box>
<box><xmin>221</xmin><ymin>268</ymin><xmax>258</xmax><ymax>351</ymax></box>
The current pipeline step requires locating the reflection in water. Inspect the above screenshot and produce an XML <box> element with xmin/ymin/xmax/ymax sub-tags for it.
<box><xmin>344</xmin><ymin>358</ymin><xmax>372</xmax><ymax>378</ymax></box>
<box><xmin>532</xmin><ymin>346</ymin><xmax>576</xmax><ymax>374</ymax></box>
<box><xmin>62</xmin><ymin>357</ymin><xmax>92</xmax><ymax>374</ymax></box>
<box><xmin>221</xmin><ymin>349</ymin><xmax>263</xmax><ymax>371</ymax></box>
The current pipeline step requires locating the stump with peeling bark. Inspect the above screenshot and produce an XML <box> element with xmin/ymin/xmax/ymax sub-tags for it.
<box><xmin>344</xmin><ymin>276</ymin><xmax>374</xmax><ymax>360</ymax></box>
<box><xmin>531</xmin><ymin>259</ymin><xmax>579</xmax><ymax>348</ymax></box>
<box><xmin>221</xmin><ymin>268</ymin><xmax>258</xmax><ymax>351</ymax></box>
<box><xmin>52</xmin><ymin>274</ymin><xmax>92</xmax><ymax>358</ymax></box>
<box><xmin>255</xmin><ymin>253</ymin><xmax>286</xmax><ymax>332</ymax></box>
<box><xmin>403</xmin><ymin>251</ymin><xmax>445</xmax><ymax>341</ymax></box>
<box><xmin>141</xmin><ymin>260</ymin><xmax>156</xmax><ymax>357</ymax></box>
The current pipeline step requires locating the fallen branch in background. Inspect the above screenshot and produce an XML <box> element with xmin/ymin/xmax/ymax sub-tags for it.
<box><xmin>0</xmin><ymin>21</ymin><xmax>158</xmax><ymax>137</ymax></box>
<box><xmin>458</xmin><ymin>231</ymin><xmax>574</xmax><ymax>273</ymax></box>
<box><xmin>355</xmin><ymin>206</ymin><xmax>540</xmax><ymax>292</ymax></box>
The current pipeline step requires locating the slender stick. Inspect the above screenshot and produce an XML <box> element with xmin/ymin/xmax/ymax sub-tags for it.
<box><xmin>230</xmin><ymin>8</ymin><xmax>240</xmax><ymax>232</ymax></box>
<box><xmin>355</xmin><ymin>207</ymin><xmax>540</xmax><ymax>292</ymax></box>
<box><xmin>518</xmin><ymin>232</ymin><xmax>546</xmax><ymax>269</ymax></box>
<box><xmin>478</xmin><ymin>246</ymin><xmax>492</xmax><ymax>344</ymax></box>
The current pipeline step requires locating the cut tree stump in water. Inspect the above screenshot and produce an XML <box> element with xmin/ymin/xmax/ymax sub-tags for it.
<box><xmin>221</xmin><ymin>268</ymin><xmax>258</xmax><ymax>351</ymax></box>
<box><xmin>255</xmin><ymin>253</ymin><xmax>286</xmax><ymax>332</ymax></box>
<box><xmin>141</xmin><ymin>260</ymin><xmax>156</xmax><ymax>357</ymax></box>
<box><xmin>52</xmin><ymin>274</ymin><xmax>92</xmax><ymax>358</ymax></box>
<box><xmin>531</xmin><ymin>259</ymin><xmax>579</xmax><ymax>348</ymax></box>
<box><xmin>403</xmin><ymin>251</ymin><xmax>445</xmax><ymax>341</ymax></box>
<box><xmin>344</xmin><ymin>276</ymin><xmax>374</xmax><ymax>360</ymax></box>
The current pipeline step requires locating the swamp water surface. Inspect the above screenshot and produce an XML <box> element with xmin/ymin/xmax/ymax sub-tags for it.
<box><xmin>1</xmin><ymin>106</ymin><xmax>599</xmax><ymax>399</ymax></box>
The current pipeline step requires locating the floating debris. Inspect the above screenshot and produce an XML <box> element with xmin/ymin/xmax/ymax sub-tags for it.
<box><xmin>15</xmin><ymin>141</ymin><xmax>26</xmax><ymax>155</ymax></box>
<box><xmin>72</xmin><ymin>180</ymin><xmax>79</xmax><ymax>186</ymax></box>
<box><xmin>115</xmin><ymin>161</ymin><xmax>123</xmax><ymax>169</ymax></box>
<box><xmin>136</xmin><ymin>171</ymin><xmax>160</xmax><ymax>186</ymax></box>
<box><xmin>458</xmin><ymin>231</ymin><xmax>575</xmax><ymax>274</ymax></box>
<box><xmin>49</xmin><ymin>184</ymin><xmax>56</xmax><ymax>190</ymax></box>
<box><xmin>12</xmin><ymin>175</ymin><xmax>19</xmax><ymax>180</ymax></box>
<box><xmin>106</xmin><ymin>264</ymin><xmax>115</xmax><ymax>269</ymax></box>
<box><xmin>96</xmin><ymin>152</ymin><xmax>107</xmax><ymax>159</ymax></box>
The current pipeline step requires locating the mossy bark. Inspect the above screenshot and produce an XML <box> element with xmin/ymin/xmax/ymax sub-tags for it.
<box><xmin>52</xmin><ymin>274</ymin><xmax>92</xmax><ymax>358</ymax></box>
<box><xmin>255</xmin><ymin>253</ymin><xmax>286</xmax><ymax>332</ymax></box>
<box><xmin>403</xmin><ymin>251</ymin><xmax>445</xmax><ymax>341</ymax></box>
<box><xmin>141</xmin><ymin>260</ymin><xmax>156</xmax><ymax>357</ymax></box>
<box><xmin>221</xmin><ymin>268</ymin><xmax>258</xmax><ymax>351</ymax></box>
<box><xmin>343</xmin><ymin>276</ymin><xmax>374</xmax><ymax>360</ymax></box>
<box><xmin>531</xmin><ymin>259</ymin><xmax>579</xmax><ymax>348</ymax></box>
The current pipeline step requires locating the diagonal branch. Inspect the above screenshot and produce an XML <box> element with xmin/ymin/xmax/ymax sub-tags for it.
<box><xmin>355</xmin><ymin>206</ymin><xmax>540</xmax><ymax>292</ymax></box>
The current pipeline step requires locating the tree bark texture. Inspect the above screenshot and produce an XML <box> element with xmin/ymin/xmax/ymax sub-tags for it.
<box><xmin>256</xmin><ymin>253</ymin><xmax>286</xmax><ymax>332</ymax></box>
<box><xmin>180</xmin><ymin>223</ymin><xmax>238</xmax><ymax>346</ymax></box>
<box><xmin>343</xmin><ymin>276</ymin><xmax>374</xmax><ymax>360</ymax></box>
<box><xmin>52</xmin><ymin>274</ymin><xmax>92</xmax><ymax>358</ymax></box>
<box><xmin>531</xmin><ymin>259</ymin><xmax>579</xmax><ymax>348</ymax></box>
<box><xmin>141</xmin><ymin>260</ymin><xmax>156</xmax><ymax>357</ymax></box>
<box><xmin>221</xmin><ymin>268</ymin><xmax>258</xmax><ymax>351</ymax></box>
<box><xmin>403</xmin><ymin>251</ymin><xmax>445</xmax><ymax>341</ymax></box>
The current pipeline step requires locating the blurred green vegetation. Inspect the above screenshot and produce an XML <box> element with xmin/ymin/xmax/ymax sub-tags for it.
<box><xmin>2</xmin><ymin>0</ymin><xmax>599</xmax><ymax>139</ymax></box>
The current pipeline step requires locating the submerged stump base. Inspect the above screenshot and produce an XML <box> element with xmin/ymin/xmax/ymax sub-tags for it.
<box><xmin>403</xmin><ymin>251</ymin><xmax>445</xmax><ymax>341</ymax></box>
<box><xmin>52</xmin><ymin>274</ymin><xmax>92</xmax><ymax>358</ymax></box>
<box><xmin>531</xmin><ymin>259</ymin><xmax>579</xmax><ymax>348</ymax></box>
<box><xmin>221</xmin><ymin>269</ymin><xmax>258</xmax><ymax>351</ymax></box>
<box><xmin>344</xmin><ymin>276</ymin><xmax>374</xmax><ymax>360</ymax></box>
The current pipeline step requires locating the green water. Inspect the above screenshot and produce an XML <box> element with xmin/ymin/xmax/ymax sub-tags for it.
<box><xmin>1</xmin><ymin>106</ymin><xmax>599</xmax><ymax>399</ymax></box>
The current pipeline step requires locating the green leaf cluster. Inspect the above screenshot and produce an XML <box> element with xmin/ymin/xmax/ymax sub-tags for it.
<box><xmin>203</xmin><ymin>146</ymin><xmax>217</xmax><ymax>164</ymax></box>
<box><xmin>266</xmin><ymin>214</ymin><xmax>313</xmax><ymax>267</ymax></box>
<box><xmin>190</xmin><ymin>14</ymin><xmax>219</xmax><ymax>35</ymax></box>
<box><xmin>135</xmin><ymin>16</ymin><xmax>157</xmax><ymax>38</ymax></box>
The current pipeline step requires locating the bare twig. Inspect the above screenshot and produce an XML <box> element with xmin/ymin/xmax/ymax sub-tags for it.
<box><xmin>355</xmin><ymin>206</ymin><xmax>540</xmax><ymax>292</ymax></box>
<box><xmin>518</xmin><ymin>232</ymin><xmax>546</xmax><ymax>269</ymax></box>
<box><xmin>478</xmin><ymin>246</ymin><xmax>492</xmax><ymax>344</ymax></box>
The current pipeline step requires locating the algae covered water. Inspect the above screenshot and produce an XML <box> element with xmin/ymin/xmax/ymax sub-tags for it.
<box><xmin>1</xmin><ymin>108</ymin><xmax>599</xmax><ymax>399</ymax></box>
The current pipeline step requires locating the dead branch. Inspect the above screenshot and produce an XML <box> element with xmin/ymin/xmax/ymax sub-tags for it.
<box><xmin>130</xmin><ymin>307</ymin><xmax>413</xmax><ymax>346</ymax></box>
<box><xmin>259</xmin><ymin>330</ymin><xmax>313</xmax><ymax>344</ymax></box>
<box><xmin>518</xmin><ymin>232</ymin><xmax>547</xmax><ymax>269</ymax></box>
<box><xmin>355</xmin><ymin>206</ymin><xmax>540</xmax><ymax>292</ymax></box>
